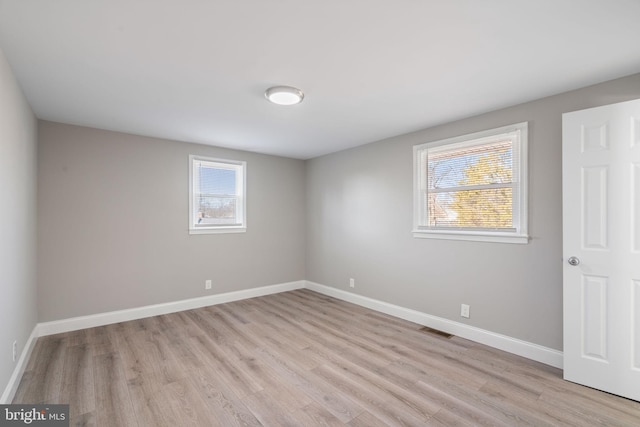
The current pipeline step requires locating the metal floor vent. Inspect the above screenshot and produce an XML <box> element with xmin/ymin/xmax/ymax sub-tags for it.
<box><xmin>419</xmin><ymin>326</ymin><xmax>454</xmax><ymax>339</ymax></box>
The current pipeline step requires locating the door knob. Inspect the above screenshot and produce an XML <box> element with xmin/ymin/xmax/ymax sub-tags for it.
<box><xmin>568</xmin><ymin>256</ymin><xmax>580</xmax><ymax>266</ymax></box>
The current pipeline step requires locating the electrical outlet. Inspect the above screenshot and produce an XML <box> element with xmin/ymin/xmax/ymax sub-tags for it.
<box><xmin>205</xmin><ymin>279</ymin><xmax>212</xmax><ymax>290</ymax></box>
<box><xmin>12</xmin><ymin>341</ymin><xmax>17</xmax><ymax>362</ymax></box>
<box><xmin>461</xmin><ymin>304</ymin><xmax>470</xmax><ymax>319</ymax></box>
<box><xmin>349</xmin><ymin>278</ymin><xmax>355</xmax><ymax>288</ymax></box>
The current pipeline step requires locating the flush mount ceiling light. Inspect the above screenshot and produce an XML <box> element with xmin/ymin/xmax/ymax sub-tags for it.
<box><xmin>265</xmin><ymin>86</ymin><xmax>304</xmax><ymax>106</ymax></box>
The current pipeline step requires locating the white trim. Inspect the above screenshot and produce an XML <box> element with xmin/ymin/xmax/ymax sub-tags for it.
<box><xmin>38</xmin><ymin>281</ymin><xmax>305</xmax><ymax>336</ymax></box>
<box><xmin>189</xmin><ymin>227</ymin><xmax>246</xmax><ymax>235</ymax></box>
<box><xmin>188</xmin><ymin>155</ymin><xmax>247</xmax><ymax>234</ymax></box>
<box><xmin>305</xmin><ymin>281</ymin><xmax>563</xmax><ymax>368</ymax></box>
<box><xmin>1</xmin><ymin>326</ymin><xmax>39</xmax><ymax>404</ymax></box>
<box><xmin>412</xmin><ymin>229</ymin><xmax>529</xmax><ymax>244</ymax></box>
<box><xmin>413</xmin><ymin>122</ymin><xmax>529</xmax><ymax>244</ymax></box>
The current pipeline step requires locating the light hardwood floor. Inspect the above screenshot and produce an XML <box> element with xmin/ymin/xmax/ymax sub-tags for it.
<box><xmin>13</xmin><ymin>289</ymin><xmax>640</xmax><ymax>426</ymax></box>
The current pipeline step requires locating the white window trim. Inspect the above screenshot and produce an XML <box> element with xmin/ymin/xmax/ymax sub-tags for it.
<box><xmin>413</xmin><ymin>122</ymin><xmax>529</xmax><ymax>244</ymax></box>
<box><xmin>189</xmin><ymin>155</ymin><xmax>247</xmax><ymax>235</ymax></box>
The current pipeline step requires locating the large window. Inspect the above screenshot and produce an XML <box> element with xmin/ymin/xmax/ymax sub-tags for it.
<box><xmin>189</xmin><ymin>155</ymin><xmax>246</xmax><ymax>234</ymax></box>
<box><xmin>413</xmin><ymin>122</ymin><xmax>528</xmax><ymax>244</ymax></box>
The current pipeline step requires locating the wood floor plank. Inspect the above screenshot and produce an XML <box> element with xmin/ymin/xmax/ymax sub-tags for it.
<box><xmin>126</xmin><ymin>383</ymin><xmax>174</xmax><ymax>427</ymax></box>
<box><xmin>537</xmin><ymin>389</ymin><xmax>640</xmax><ymax>427</ymax></box>
<box><xmin>414</xmin><ymin>378</ymin><xmax>553</xmax><ymax>427</ymax></box>
<box><xmin>93</xmin><ymin>352</ymin><xmax>138</xmax><ymax>427</ymax></box>
<box><xmin>187</xmin><ymin>367</ymin><xmax>262</xmax><ymax>427</ymax></box>
<box><xmin>376</xmin><ymin>361</ymin><xmax>497</xmax><ymax>426</ymax></box>
<box><xmin>312</xmin><ymin>362</ymin><xmax>434</xmax><ymax>426</ymax></box>
<box><xmin>242</xmin><ymin>321</ymin><xmax>320</xmax><ymax>370</ymax></box>
<box><xmin>126</xmin><ymin>328</ymin><xmax>184</xmax><ymax>388</ymax></box>
<box><xmin>383</xmin><ymin>350</ymin><xmax>489</xmax><ymax>392</ymax></box>
<box><xmin>14</xmin><ymin>335</ymin><xmax>67</xmax><ymax>404</ymax></box>
<box><xmin>241</xmin><ymin>390</ymin><xmax>303</xmax><ymax>427</ymax></box>
<box><xmin>12</xmin><ymin>289</ymin><xmax>640</xmax><ymax>426</ymax></box>
<box><xmin>239</xmin><ymin>356</ymin><xmax>314</xmax><ymax>413</ymax></box>
<box><xmin>187</xmin><ymin>333</ymin><xmax>263</xmax><ymax>399</ymax></box>
<box><xmin>292</xmin><ymin>402</ymin><xmax>345</xmax><ymax>427</ymax></box>
<box><xmin>61</xmin><ymin>343</ymin><xmax>96</xmax><ymax>419</ymax></box>
<box><xmin>346</xmin><ymin>410</ymin><xmax>393</xmax><ymax>427</ymax></box>
<box><xmin>86</xmin><ymin>325</ymin><xmax>114</xmax><ymax>356</ymax></box>
<box><xmin>252</xmin><ymin>345</ymin><xmax>365</xmax><ymax>423</ymax></box>
<box><xmin>479</xmin><ymin>378</ymin><xmax>612</xmax><ymax>427</ymax></box>
<box><xmin>160</xmin><ymin>379</ymin><xmax>227</xmax><ymax>426</ymax></box>
<box><xmin>71</xmin><ymin>411</ymin><xmax>96</xmax><ymax>427</ymax></box>
<box><xmin>429</xmin><ymin>408</ymin><xmax>483</xmax><ymax>427</ymax></box>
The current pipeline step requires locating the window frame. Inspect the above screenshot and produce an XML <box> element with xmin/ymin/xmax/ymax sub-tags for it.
<box><xmin>413</xmin><ymin>122</ymin><xmax>529</xmax><ymax>244</ymax></box>
<box><xmin>189</xmin><ymin>155</ymin><xmax>247</xmax><ymax>235</ymax></box>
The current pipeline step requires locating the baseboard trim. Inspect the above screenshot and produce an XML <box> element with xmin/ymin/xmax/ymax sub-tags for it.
<box><xmin>5</xmin><ymin>277</ymin><xmax>561</xmax><ymax>403</ymax></box>
<box><xmin>305</xmin><ymin>281</ymin><xmax>563</xmax><ymax>369</ymax></box>
<box><xmin>38</xmin><ymin>280</ymin><xmax>305</xmax><ymax>337</ymax></box>
<box><xmin>1</xmin><ymin>326</ymin><xmax>39</xmax><ymax>404</ymax></box>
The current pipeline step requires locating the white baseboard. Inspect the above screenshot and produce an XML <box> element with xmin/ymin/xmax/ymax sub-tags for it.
<box><xmin>3</xmin><ymin>280</ymin><xmax>304</xmax><ymax>403</ymax></box>
<box><xmin>305</xmin><ymin>281</ymin><xmax>563</xmax><ymax>369</ymax></box>
<box><xmin>1</xmin><ymin>326</ymin><xmax>39</xmax><ymax>404</ymax></box>
<box><xmin>38</xmin><ymin>280</ymin><xmax>305</xmax><ymax>337</ymax></box>
<box><xmin>3</xmin><ymin>278</ymin><xmax>562</xmax><ymax>403</ymax></box>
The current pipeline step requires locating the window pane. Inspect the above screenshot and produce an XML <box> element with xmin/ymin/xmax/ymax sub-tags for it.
<box><xmin>428</xmin><ymin>188</ymin><xmax>513</xmax><ymax>228</ymax></box>
<box><xmin>195</xmin><ymin>164</ymin><xmax>239</xmax><ymax>224</ymax></box>
<box><xmin>428</xmin><ymin>140</ymin><xmax>512</xmax><ymax>190</ymax></box>
<box><xmin>196</xmin><ymin>196</ymin><xmax>238</xmax><ymax>225</ymax></box>
<box><xmin>199</xmin><ymin>166</ymin><xmax>236</xmax><ymax>195</ymax></box>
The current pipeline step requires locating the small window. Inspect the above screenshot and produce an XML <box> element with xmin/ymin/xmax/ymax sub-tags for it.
<box><xmin>189</xmin><ymin>155</ymin><xmax>246</xmax><ymax>234</ymax></box>
<box><xmin>413</xmin><ymin>122</ymin><xmax>528</xmax><ymax>244</ymax></box>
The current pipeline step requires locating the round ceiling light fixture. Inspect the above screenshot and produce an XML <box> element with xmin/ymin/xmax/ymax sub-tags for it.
<box><xmin>265</xmin><ymin>85</ymin><xmax>304</xmax><ymax>106</ymax></box>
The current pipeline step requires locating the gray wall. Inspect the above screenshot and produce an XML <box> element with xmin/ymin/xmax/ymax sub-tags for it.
<box><xmin>0</xmin><ymin>48</ymin><xmax>37</xmax><ymax>398</ymax></box>
<box><xmin>37</xmin><ymin>122</ymin><xmax>306</xmax><ymax>321</ymax></box>
<box><xmin>306</xmin><ymin>73</ymin><xmax>640</xmax><ymax>351</ymax></box>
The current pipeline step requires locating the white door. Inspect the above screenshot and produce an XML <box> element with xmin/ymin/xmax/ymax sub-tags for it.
<box><xmin>562</xmin><ymin>98</ymin><xmax>640</xmax><ymax>401</ymax></box>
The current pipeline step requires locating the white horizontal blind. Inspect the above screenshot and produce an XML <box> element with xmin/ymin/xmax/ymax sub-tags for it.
<box><xmin>427</xmin><ymin>138</ymin><xmax>516</xmax><ymax>230</ymax></box>
<box><xmin>190</xmin><ymin>157</ymin><xmax>245</xmax><ymax>231</ymax></box>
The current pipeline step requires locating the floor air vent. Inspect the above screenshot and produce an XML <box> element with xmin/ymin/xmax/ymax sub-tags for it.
<box><xmin>419</xmin><ymin>326</ymin><xmax>453</xmax><ymax>339</ymax></box>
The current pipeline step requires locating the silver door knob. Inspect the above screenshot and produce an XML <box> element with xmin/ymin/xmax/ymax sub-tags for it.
<box><xmin>568</xmin><ymin>256</ymin><xmax>580</xmax><ymax>266</ymax></box>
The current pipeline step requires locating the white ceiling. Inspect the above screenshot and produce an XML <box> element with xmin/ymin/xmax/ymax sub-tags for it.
<box><xmin>1</xmin><ymin>1</ymin><xmax>639</xmax><ymax>159</ymax></box>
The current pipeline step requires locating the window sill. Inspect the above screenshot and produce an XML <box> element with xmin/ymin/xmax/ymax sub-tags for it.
<box><xmin>412</xmin><ymin>229</ymin><xmax>529</xmax><ymax>244</ymax></box>
<box><xmin>189</xmin><ymin>227</ymin><xmax>246</xmax><ymax>235</ymax></box>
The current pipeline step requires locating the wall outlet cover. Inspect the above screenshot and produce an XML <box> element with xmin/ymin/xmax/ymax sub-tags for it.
<box><xmin>461</xmin><ymin>304</ymin><xmax>470</xmax><ymax>318</ymax></box>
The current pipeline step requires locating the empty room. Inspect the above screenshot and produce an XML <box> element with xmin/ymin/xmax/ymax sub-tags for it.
<box><xmin>1</xmin><ymin>1</ymin><xmax>640</xmax><ymax>426</ymax></box>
